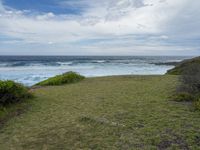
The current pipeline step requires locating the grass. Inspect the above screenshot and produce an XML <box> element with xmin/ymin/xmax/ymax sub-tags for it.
<box><xmin>0</xmin><ymin>75</ymin><xmax>200</xmax><ymax>149</ymax></box>
<box><xmin>0</xmin><ymin>100</ymin><xmax>31</xmax><ymax>127</ymax></box>
<box><xmin>35</xmin><ymin>71</ymin><xmax>85</xmax><ymax>86</ymax></box>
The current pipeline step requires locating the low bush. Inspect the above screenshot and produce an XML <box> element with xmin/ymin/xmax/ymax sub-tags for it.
<box><xmin>36</xmin><ymin>72</ymin><xmax>85</xmax><ymax>86</ymax></box>
<box><xmin>167</xmin><ymin>56</ymin><xmax>200</xmax><ymax>75</ymax></box>
<box><xmin>178</xmin><ymin>63</ymin><xmax>200</xmax><ymax>94</ymax></box>
<box><xmin>172</xmin><ymin>92</ymin><xmax>195</xmax><ymax>102</ymax></box>
<box><xmin>0</xmin><ymin>80</ymin><xmax>33</xmax><ymax>106</ymax></box>
<box><xmin>194</xmin><ymin>99</ymin><xmax>200</xmax><ymax>111</ymax></box>
<box><xmin>172</xmin><ymin>61</ymin><xmax>200</xmax><ymax>110</ymax></box>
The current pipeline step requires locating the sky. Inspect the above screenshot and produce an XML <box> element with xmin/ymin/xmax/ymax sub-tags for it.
<box><xmin>0</xmin><ymin>0</ymin><xmax>199</xmax><ymax>56</ymax></box>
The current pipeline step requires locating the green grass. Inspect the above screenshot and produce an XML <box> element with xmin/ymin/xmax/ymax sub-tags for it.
<box><xmin>35</xmin><ymin>71</ymin><xmax>85</xmax><ymax>86</ymax></box>
<box><xmin>0</xmin><ymin>100</ymin><xmax>31</xmax><ymax>127</ymax></box>
<box><xmin>0</xmin><ymin>75</ymin><xmax>200</xmax><ymax>149</ymax></box>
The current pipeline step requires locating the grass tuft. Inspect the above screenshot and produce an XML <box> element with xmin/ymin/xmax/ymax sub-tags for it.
<box><xmin>35</xmin><ymin>71</ymin><xmax>85</xmax><ymax>86</ymax></box>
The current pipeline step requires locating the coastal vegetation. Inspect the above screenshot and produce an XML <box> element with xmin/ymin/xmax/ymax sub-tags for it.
<box><xmin>168</xmin><ymin>57</ymin><xmax>200</xmax><ymax>110</ymax></box>
<box><xmin>0</xmin><ymin>57</ymin><xmax>200</xmax><ymax>149</ymax></box>
<box><xmin>0</xmin><ymin>80</ymin><xmax>32</xmax><ymax>106</ymax></box>
<box><xmin>35</xmin><ymin>71</ymin><xmax>85</xmax><ymax>86</ymax></box>
<box><xmin>167</xmin><ymin>56</ymin><xmax>200</xmax><ymax>75</ymax></box>
<box><xmin>0</xmin><ymin>72</ymin><xmax>85</xmax><ymax>126</ymax></box>
<box><xmin>0</xmin><ymin>75</ymin><xmax>200</xmax><ymax>149</ymax></box>
<box><xmin>0</xmin><ymin>80</ymin><xmax>33</xmax><ymax>126</ymax></box>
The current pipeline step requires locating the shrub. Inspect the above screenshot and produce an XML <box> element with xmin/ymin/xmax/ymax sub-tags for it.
<box><xmin>194</xmin><ymin>99</ymin><xmax>200</xmax><ymax>111</ymax></box>
<box><xmin>0</xmin><ymin>80</ymin><xmax>33</xmax><ymax>106</ymax></box>
<box><xmin>36</xmin><ymin>71</ymin><xmax>85</xmax><ymax>86</ymax></box>
<box><xmin>167</xmin><ymin>56</ymin><xmax>200</xmax><ymax>75</ymax></box>
<box><xmin>172</xmin><ymin>92</ymin><xmax>195</xmax><ymax>102</ymax></box>
<box><xmin>178</xmin><ymin>63</ymin><xmax>200</xmax><ymax>95</ymax></box>
<box><xmin>172</xmin><ymin>62</ymin><xmax>200</xmax><ymax>111</ymax></box>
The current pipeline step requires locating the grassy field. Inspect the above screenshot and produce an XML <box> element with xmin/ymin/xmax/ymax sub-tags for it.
<box><xmin>0</xmin><ymin>75</ymin><xmax>200</xmax><ymax>149</ymax></box>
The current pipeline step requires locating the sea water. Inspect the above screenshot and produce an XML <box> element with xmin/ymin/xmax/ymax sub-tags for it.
<box><xmin>0</xmin><ymin>56</ymin><xmax>191</xmax><ymax>86</ymax></box>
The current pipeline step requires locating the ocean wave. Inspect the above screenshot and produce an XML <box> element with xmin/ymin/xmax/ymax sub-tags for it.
<box><xmin>0</xmin><ymin>56</ymin><xmax>191</xmax><ymax>86</ymax></box>
<box><xmin>57</xmin><ymin>62</ymin><xmax>73</xmax><ymax>65</ymax></box>
<box><xmin>0</xmin><ymin>61</ymin><xmax>67</xmax><ymax>67</ymax></box>
<box><xmin>0</xmin><ymin>57</ymin><xmax>184</xmax><ymax>68</ymax></box>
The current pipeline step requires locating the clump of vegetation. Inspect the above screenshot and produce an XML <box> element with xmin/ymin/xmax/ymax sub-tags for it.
<box><xmin>194</xmin><ymin>99</ymin><xmax>200</xmax><ymax>111</ymax></box>
<box><xmin>172</xmin><ymin>60</ymin><xmax>200</xmax><ymax>110</ymax></box>
<box><xmin>172</xmin><ymin>92</ymin><xmax>195</xmax><ymax>102</ymax></box>
<box><xmin>194</xmin><ymin>98</ymin><xmax>200</xmax><ymax>111</ymax></box>
<box><xmin>36</xmin><ymin>72</ymin><xmax>85</xmax><ymax>86</ymax></box>
<box><xmin>0</xmin><ymin>80</ymin><xmax>33</xmax><ymax>106</ymax></box>
<box><xmin>167</xmin><ymin>56</ymin><xmax>200</xmax><ymax>75</ymax></box>
<box><xmin>179</xmin><ymin>63</ymin><xmax>200</xmax><ymax>94</ymax></box>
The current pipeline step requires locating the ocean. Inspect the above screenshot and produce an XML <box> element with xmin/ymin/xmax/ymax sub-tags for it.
<box><xmin>0</xmin><ymin>56</ymin><xmax>191</xmax><ymax>86</ymax></box>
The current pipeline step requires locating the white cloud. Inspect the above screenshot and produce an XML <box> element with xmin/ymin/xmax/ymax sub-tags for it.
<box><xmin>163</xmin><ymin>1</ymin><xmax>200</xmax><ymax>39</ymax></box>
<box><xmin>36</xmin><ymin>12</ymin><xmax>55</xmax><ymax>20</ymax></box>
<box><xmin>0</xmin><ymin>0</ymin><xmax>199</xmax><ymax>55</ymax></box>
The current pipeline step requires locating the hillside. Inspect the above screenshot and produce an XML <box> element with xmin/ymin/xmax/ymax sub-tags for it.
<box><xmin>0</xmin><ymin>75</ymin><xmax>199</xmax><ymax>149</ymax></box>
<box><xmin>167</xmin><ymin>56</ymin><xmax>200</xmax><ymax>75</ymax></box>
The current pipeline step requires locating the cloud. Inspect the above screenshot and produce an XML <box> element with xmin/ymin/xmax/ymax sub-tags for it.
<box><xmin>0</xmin><ymin>0</ymin><xmax>199</xmax><ymax>55</ymax></box>
<box><xmin>0</xmin><ymin>0</ymin><xmax>164</xmax><ymax>41</ymax></box>
<box><xmin>0</xmin><ymin>0</ymin><xmax>4</xmax><ymax>12</ymax></box>
<box><xmin>163</xmin><ymin>1</ymin><xmax>200</xmax><ymax>38</ymax></box>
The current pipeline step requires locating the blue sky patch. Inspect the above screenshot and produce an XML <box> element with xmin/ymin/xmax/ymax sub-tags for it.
<box><xmin>3</xmin><ymin>0</ymin><xmax>85</xmax><ymax>15</ymax></box>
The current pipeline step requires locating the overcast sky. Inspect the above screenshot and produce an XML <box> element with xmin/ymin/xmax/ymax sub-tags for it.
<box><xmin>0</xmin><ymin>0</ymin><xmax>199</xmax><ymax>55</ymax></box>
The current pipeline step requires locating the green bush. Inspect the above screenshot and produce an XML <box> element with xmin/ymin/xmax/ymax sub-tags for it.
<box><xmin>0</xmin><ymin>80</ymin><xmax>33</xmax><ymax>106</ymax></box>
<box><xmin>36</xmin><ymin>72</ymin><xmax>85</xmax><ymax>86</ymax></box>
<box><xmin>167</xmin><ymin>57</ymin><xmax>200</xmax><ymax>106</ymax></box>
<box><xmin>179</xmin><ymin>63</ymin><xmax>200</xmax><ymax>94</ymax></box>
<box><xmin>172</xmin><ymin>92</ymin><xmax>195</xmax><ymax>102</ymax></box>
<box><xmin>172</xmin><ymin>62</ymin><xmax>200</xmax><ymax>111</ymax></box>
<box><xmin>194</xmin><ymin>98</ymin><xmax>200</xmax><ymax>111</ymax></box>
<box><xmin>167</xmin><ymin>56</ymin><xmax>200</xmax><ymax>75</ymax></box>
